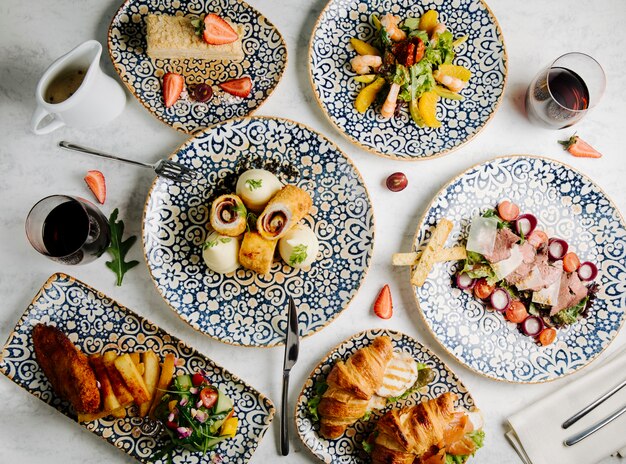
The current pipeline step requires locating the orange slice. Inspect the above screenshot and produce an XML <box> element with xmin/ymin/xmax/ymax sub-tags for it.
<box><xmin>350</xmin><ymin>38</ymin><xmax>381</xmax><ymax>56</ymax></box>
<box><xmin>355</xmin><ymin>77</ymin><xmax>386</xmax><ymax>113</ymax></box>
<box><xmin>437</xmin><ymin>64</ymin><xmax>472</xmax><ymax>82</ymax></box>
<box><xmin>418</xmin><ymin>90</ymin><xmax>441</xmax><ymax>128</ymax></box>
<box><xmin>419</xmin><ymin>10</ymin><xmax>439</xmax><ymax>35</ymax></box>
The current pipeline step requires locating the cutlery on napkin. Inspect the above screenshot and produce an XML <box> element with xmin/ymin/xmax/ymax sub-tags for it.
<box><xmin>506</xmin><ymin>343</ymin><xmax>626</xmax><ymax>464</ymax></box>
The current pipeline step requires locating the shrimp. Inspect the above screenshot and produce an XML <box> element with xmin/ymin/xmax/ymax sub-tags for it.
<box><xmin>350</xmin><ymin>55</ymin><xmax>382</xmax><ymax>74</ymax></box>
<box><xmin>431</xmin><ymin>22</ymin><xmax>447</xmax><ymax>41</ymax></box>
<box><xmin>433</xmin><ymin>70</ymin><xmax>466</xmax><ymax>93</ymax></box>
<box><xmin>381</xmin><ymin>82</ymin><xmax>401</xmax><ymax>119</ymax></box>
<box><xmin>380</xmin><ymin>13</ymin><xmax>407</xmax><ymax>41</ymax></box>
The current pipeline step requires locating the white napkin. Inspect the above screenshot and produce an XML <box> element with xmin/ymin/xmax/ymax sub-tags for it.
<box><xmin>506</xmin><ymin>343</ymin><xmax>626</xmax><ymax>464</ymax></box>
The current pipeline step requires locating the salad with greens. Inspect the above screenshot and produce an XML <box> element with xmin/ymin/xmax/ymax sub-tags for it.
<box><xmin>152</xmin><ymin>372</ymin><xmax>238</xmax><ymax>462</ymax></box>
<box><xmin>349</xmin><ymin>9</ymin><xmax>470</xmax><ymax>127</ymax></box>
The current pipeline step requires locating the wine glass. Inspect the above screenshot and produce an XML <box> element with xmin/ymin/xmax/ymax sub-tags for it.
<box><xmin>525</xmin><ymin>52</ymin><xmax>605</xmax><ymax>129</ymax></box>
<box><xmin>25</xmin><ymin>195</ymin><xmax>111</xmax><ymax>264</ymax></box>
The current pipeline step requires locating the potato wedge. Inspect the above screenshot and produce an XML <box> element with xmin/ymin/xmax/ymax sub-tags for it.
<box><xmin>114</xmin><ymin>354</ymin><xmax>150</xmax><ymax>405</ymax></box>
<box><xmin>103</xmin><ymin>351</ymin><xmax>134</xmax><ymax>405</ymax></box>
<box><xmin>90</xmin><ymin>354</ymin><xmax>123</xmax><ymax>417</ymax></box>
<box><xmin>139</xmin><ymin>351</ymin><xmax>161</xmax><ymax>417</ymax></box>
<box><xmin>129</xmin><ymin>352</ymin><xmax>140</xmax><ymax>365</ymax></box>
<box><xmin>78</xmin><ymin>403</ymin><xmax>130</xmax><ymax>422</ymax></box>
<box><xmin>149</xmin><ymin>353</ymin><xmax>176</xmax><ymax>418</ymax></box>
<box><xmin>392</xmin><ymin>246</ymin><xmax>466</xmax><ymax>266</ymax></box>
<box><xmin>411</xmin><ymin>219</ymin><xmax>454</xmax><ymax>286</ymax></box>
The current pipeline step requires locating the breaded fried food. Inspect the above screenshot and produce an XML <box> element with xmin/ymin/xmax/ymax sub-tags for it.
<box><xmin>32</xmin><ymin>324</ymin><xmax>101</xmax><ymax>414</ymax></box>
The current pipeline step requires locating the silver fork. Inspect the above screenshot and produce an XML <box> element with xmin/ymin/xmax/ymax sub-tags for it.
<box><xmin>58</xmin><ymin>141</ymin><xmax>199</xmax><ymax>183</ymax></box>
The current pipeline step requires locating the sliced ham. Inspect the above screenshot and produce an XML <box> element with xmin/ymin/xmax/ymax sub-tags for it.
<box><xmin>483</xmin><ymin>228</ymin><xmax>520</xmax><ymax>263</ymax></box>
<box><xmin>505</xmin><ymin>242</ymin><xmax>536</xmax><ymax>285</ymax></box>
<box><xmin>550</xmin><ymin>272</ymin><xmax>589</xmax><ymax>315</ymax></box>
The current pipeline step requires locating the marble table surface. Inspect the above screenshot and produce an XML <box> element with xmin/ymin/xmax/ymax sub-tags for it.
<box><xmin>1</xmin><ymin>0</ymin><xmax>626</xmax><ymax>462</ymax></box>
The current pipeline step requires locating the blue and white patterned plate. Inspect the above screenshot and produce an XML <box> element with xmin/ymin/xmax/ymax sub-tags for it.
<box><xmin>143</xmin><ymin>116</ymin><xmax>375</xmax><ymax>347</ymax></box>
<box><xmin>108</xmin><ymin>0</ymin><xmax>287</xmax><ymax>134</ymax></box>
<box><xmin>309</xmin><ymin>0</ymin><xmax>507</xmax><ymax>160</ymax></box>
<box><xmin>295</xmin><ymin>329</ymin><xmax>477</xmax><ymax>463</ymax></box>
<box><xmin>412</xmin><ymin>155</ymin><xmax>626</xmax><ymax>383</ymax></box>
<box><xmin>0</xmin><ymin>273</ymin><xmax>275</xmax><ymax>463</ymax></box>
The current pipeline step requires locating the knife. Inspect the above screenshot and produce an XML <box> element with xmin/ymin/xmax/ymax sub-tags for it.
<box><xmin>281</xmin><ymin>296</ymin><xmax>299</xmax><ymax>456</ymax></box>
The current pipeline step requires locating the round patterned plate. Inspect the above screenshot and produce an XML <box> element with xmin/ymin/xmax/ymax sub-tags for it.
<box><xmin>309</xmin><ymin>0</ymin><xmax>507</xmax><ymax>160</ymax></box>
<box><xmin>295</xmin><ymin>329</ymin><xmax>477</xmax><ymax>463</ymax></box>
<box><xmin>108</xmin><ymin>0</ymin><xmax>287</xmax><ymax>134</ymax></box>
<box><xmin>0</xmin><ymin>273</ymin><xmax>275</xmax><ymax>464</ymax></box>
<box><xmin>143</xmin><ymin>116</ymin><xmax>375</xmax><ymax>347</ymax></box>
<box><xmin>412</xmin><ymin>155</ymin><xmax>626</xmax><ymax>383</ymax></box>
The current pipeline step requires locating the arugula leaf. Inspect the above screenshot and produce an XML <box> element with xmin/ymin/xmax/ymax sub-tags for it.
<box><xmin>307</xmin><ymin>380</ymin><xmax>328</xmax><ymax>422</ymax></box>
<box><xmin>203</xmin><ymin>237</ymin><xmax>232</xmax><ymax>249</ymax></box>
<box><xmin>552</xmin><ymin>297</ymin><xmax>588</xmax><ymax>326</ymax></box>
<box><xmin>482</xmin><ymin>208</ymin><xmax>511</xmax><ymax>230</ymax></box>
<box><xmin>361</xmin><ymin>410</ymin><xmax>372</xmax><ymax>421</ymax></box>
<box><xmin>362</xmin><ymin>438</ymin><xmax>375</xmax><ymax>454</ymax></box>
<box><xmin>105</xmin><ymin>209</ymin><xmax>139</xmax><ymax>286</ymax></box>
<box><xmin>289</xmin><ymin>244</ymin><xmax>309</xmax><ymax>266</ymax></box>
<box><xmin>246</xmin><ymin>212</ymin><xmax>258</xmax><ymax>232</ymax></box>
<box><xmin>245</xmin><ymin>179</ymin><xmax>263</xmax><ymax>190</ymax></box>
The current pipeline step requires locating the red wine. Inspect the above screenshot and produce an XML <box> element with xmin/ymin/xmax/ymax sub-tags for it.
<box><xmin>526</xmin><ymin>66</ymin><xmax>590</xmax><ymax>129</ymax></box>
<box><xmin>547</xmin><ymin>67</ymin><xmax>589</xmax><ymax>111</ymax></box>
<box><xmin>42</xmin><ymin>200</ymin><xmax>110</xmax><ymax>263</ymax></box>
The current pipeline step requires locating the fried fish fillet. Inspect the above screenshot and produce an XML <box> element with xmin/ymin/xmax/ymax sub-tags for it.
<box><xmin>32</xmin><ymin>324</ymin><xmax>101</xmax><ymax>414</ymax></box>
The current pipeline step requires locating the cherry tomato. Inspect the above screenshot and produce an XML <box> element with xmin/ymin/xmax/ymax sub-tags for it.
<box><xmin>192</xmin><ymin>372</ymin><xmax>205</xmax><ymax>387</ymax></box>
<box><xmin>200</xmin><ymin>387</ymin><xmax>219</xmax><ymax>409</ymax></box>
<box><xmin>563</xmin><ymin>252</ymin><xmax>581</xmax><ymax>273</ymax></box>
<box><xmin>505</xmin><ymin>301</ymin><xmax>528</xmax><ymax>323</ymax></box>
<box><xmin>528</xmin><ymin>230</ymin><xmax>548</xmax><ymax>249</ymax></box>
<box><xmin>165</xmin><ymin>419</ymin><xmax>178</xmax><ymax>429</ymax></box>
<box><xmin>473</xmin><ymin>278</ymin><xmax>495</xmax><ymax>300</ymax></box>
<box><xmin>497</xmin><ymin>200</ymin><xmax>520</xmax><ymax>222</ymax></box>
<box><xmin>538</xmin><ymin>327</ymin><xmax>557</xmax><ymax>346</ymax></box>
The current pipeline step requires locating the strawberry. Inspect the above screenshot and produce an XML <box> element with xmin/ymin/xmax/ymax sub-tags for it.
<box><xmin>219</xmin><ymin>77</ymin><xmax>252</xmax><ymax>98</ymax></box>
<box><xmin>201</xmin><ymin>13</ymin><xmax>238</xmax><ymax>45</ymax></box>
<box><xmin>84</xmin><ymin>170</ymin><xmax>106</xmax><ymax>204</ymax></box>
<box><xmin>558</xmin><ymin>134</ymin><xmax>602</xmax><ymax>159</ymax></box>
<box><xmin>162</xmin><ymin>72</ymin><xmax>184</xmax><ymax>108</ymax></box>
<box><xmin>373</xmin><ymin>284</ymin><xmax>393</xmax><ymax>319</ymax></box>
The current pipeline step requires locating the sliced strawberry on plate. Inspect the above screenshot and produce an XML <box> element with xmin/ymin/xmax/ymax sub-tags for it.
<box><xmin>558</xmin><ymin>134</ymin><xmax>602</xmax><ymax>158</ymax></box>
<box><xmin>163</xmin><ymin>72</ymin><xmax>184</xmax><ymax>108</ymax></box>
<box><xmin>219</xmin><ymin>77</ymin><xmax>252</xmax><ymax>98</ymax></box>
<box><xmin>202</xmin><ymin>13</ymin><xmax>238</xmax><ymax>45</ymax></box>
<box><xmin>373</xmin><ymin>284</ymin><xmax>393</xmax><ymax>319</ymax></box>
<box><xmin>84</xmin><ymin>170</ymin><xmax>106</xmax><ymax>204</ymax></box>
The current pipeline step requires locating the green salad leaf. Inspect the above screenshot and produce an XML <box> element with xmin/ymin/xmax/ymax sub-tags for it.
<box><xmin>444</xmin><ymin>430</ymin><xmax>485</xmax><ymax>464</ymax></box>
<box><xmin>105</xmin><ymin>209</ymin><xmax>139</xmax><ymax>286</ymax></box>
<box><xmin>307</xmin><ymin>380</ymin><xmax>329</xmax><ymax>422</ymax></box>
<box><xmin>362</xmin><ymin>439</ymin><xmax>375</xmax><ymax>454</ymax></box>
<box><xmin>552</xmin><ymin>297</ymin><xmax>588</xmax><ymax>326</ymax></box>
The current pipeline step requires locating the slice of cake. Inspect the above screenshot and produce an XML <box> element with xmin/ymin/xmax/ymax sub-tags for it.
<box><xmin>146</xmin><ymin>14</ymin><xmax>245</xmax><ymax>61</ymax></box>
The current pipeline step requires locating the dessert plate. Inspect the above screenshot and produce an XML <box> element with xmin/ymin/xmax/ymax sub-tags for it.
<box><xmin>143</xmin><ymin>116</ymin><xmax>375</xmax><ymax>347</ymax></box>
<box><xmin>309</xmin><ymin>0</ymin><xmax>507</xmax><ymax>160</ymax></box>
<box><xmin>412</xmin><ymin>155</ymin><xmax>626</xmax><ymax>383</ymax></box>
<box><xmin>295</xmin><ymin>328</ymin><xmax>477</xmax><ymax>463</ymax></box>
<box><xmin>108</xmin><ymin>0</ymin><xmax>287</xmax><ymax>134</ymax></box>
<box><xmin>0</xmin><ymin>273</ymin><xmax>275</xmax><ymax>463</ymax></box>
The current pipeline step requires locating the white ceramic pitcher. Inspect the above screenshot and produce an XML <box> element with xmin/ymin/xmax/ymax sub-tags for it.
<box><xmin>31</xmin><ymin>40</ymin><xmax>126</xmax><ymax>134</ymax></box>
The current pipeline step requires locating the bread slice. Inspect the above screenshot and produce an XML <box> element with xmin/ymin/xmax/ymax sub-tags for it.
<box><xmin>146</xmin><ymin>14</ymin><xmax>245</xmax><ymax>61</ymax></box>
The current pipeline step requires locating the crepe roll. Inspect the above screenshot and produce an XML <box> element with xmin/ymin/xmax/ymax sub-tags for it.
<box><xmin>210</xmin><ymin>194</ymin><xmax>247</xmax><ymax>237</ymax></box>
<box><xmin>239</xmin><ymin>231</ymin><xmax>277</xmax><ymax>274</ymax></box>
<box><xmin>236</xmin><ymin>169</ymin><xmax>283</xmax><ymax>212</ymax></box>
<box><xmin>256</xmin><ymin>185</ymin><xmax>312</xmax><ymax>240</ymax></box>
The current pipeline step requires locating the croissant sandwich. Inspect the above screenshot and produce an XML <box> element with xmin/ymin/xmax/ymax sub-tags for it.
<box><xmin>317</xmin><ymin>336</ymin><xmax>393</xmax><ymax>438</ymax></box>
<box><xmin>210</xmin><ymin>194</ymin><xmax>247</xmax><ymax>237</ymax></box>
<box><xmin>369</xmin><ymin>393</ymin><xmax>485</xmax><ymax>464</ymax></box>
<box><xmin>257</xmin><ymin>185</ymin><xmax>312</xmax><ymax>240</ymax></box>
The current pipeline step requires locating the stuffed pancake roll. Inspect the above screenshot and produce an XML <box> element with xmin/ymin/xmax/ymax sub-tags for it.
<box><xmin>210</xmin><ymin>194</ymin><xmax>247</xmax><ymax>237</ymax></box>
<box><xmin>239</xmin><ymin>231</ymin><xmax>277</xmax><ymax>274</ymax></box>
<box><xmin>256</xmin><ymin>185</ymin><xmax>312</xmax><ymax>241</ymax></box>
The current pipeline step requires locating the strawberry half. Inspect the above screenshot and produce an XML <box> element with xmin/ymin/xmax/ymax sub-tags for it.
<box><xmin>163</xmin><ymin>72</ymin><xmax>184</xmax><ymax>108</ymax></box>
<box><xmin>373</xmin><ymin>284</ymin><xmax>393</xmax><ymax>319</ymax></box>
<box><xmin>84</xmin><ymin>170</ymin><xmax>106</xmax><ymax>204</ymax></box>
<box><xmin>202</xmin><ymin>13</ymin><xmax>238</xmax><ymax>45</ymax></box>
<box><xmin>219</xmin><ymin>77</ymin><xmax>252</xmax><ymax>98</ymax></box>
<box><xmin>558</xmin><ymin>135</ymin><xmax>602</xmax><ymax>159</ymax></box>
